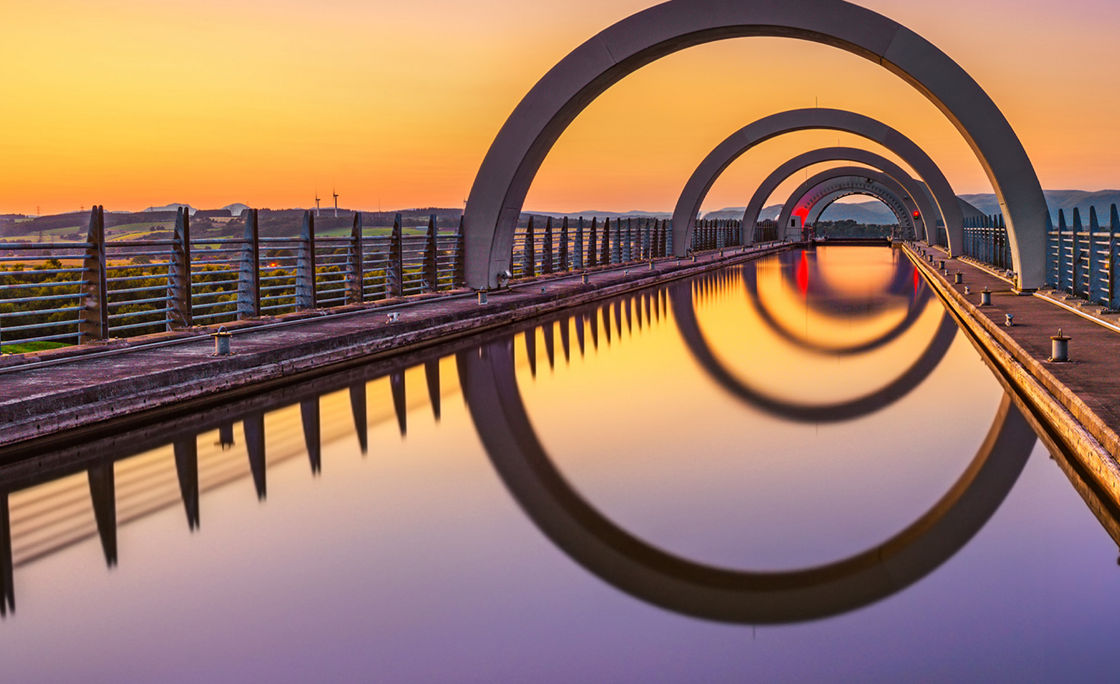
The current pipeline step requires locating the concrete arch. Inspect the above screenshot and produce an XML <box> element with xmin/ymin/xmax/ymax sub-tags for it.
<box><xmin>742</xmin><ymin>147</ymin><xmax>938</xmax><ymax>244</ymax></box>
<box><xmin>777</xmin><ymin>168</ymin><xmax>919</xmax><ymax>241</ymax></box>
<box><xmin>777</xmin><ymin>169</ymin><xmax>920</xmax><ymax>241</ymax></box>
<box><xmin>675</xmin><ymin>110</ymin><xmax>960</xmax><ymax>251</ymax></box>
<box><xmin>457</xmin><ymin>325</ymin><xmax>1036</xmax><ymax>624</ymax></box>
<box><xmin>462</xmin><ymin>0</ymin><xmax>1047</xmax><ymax>290</ymax></box>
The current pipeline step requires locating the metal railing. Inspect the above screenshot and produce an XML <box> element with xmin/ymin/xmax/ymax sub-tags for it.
<box><xmin>963</xmin><ymin>213</ymin><xmax>1014</xmax><ymax>272</ymax></box>
<box><xmin>1</xmin><ymin>208</ymin><xmax>751</xmax><ymax>348</ymax></box>
<box><xmin>0</xmin><ymin>207</ymin><xmax>465</xmax><ymax>347</ymax></box>
<box><xmin>1046</xmin><ymin>204</ymin><xmax>1120</xmax><ymax>307</ymax></box>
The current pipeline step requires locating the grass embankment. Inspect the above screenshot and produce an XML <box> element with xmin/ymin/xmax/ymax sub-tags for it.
<box><xmin>1</xmin><ymin>340</ymin><xmax>68</xmax><ymax>354</ymax></box>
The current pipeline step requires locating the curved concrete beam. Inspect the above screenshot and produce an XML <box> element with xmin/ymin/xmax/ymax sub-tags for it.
<box><xmin>776</xmin><ymin>168</ymin><xmax>920</xmax><ymax>240</ymax></box>
<box><xmin>741</xmin><ymin>147</ymin><xmax>939</xmax><ymax>243</ymax></box>
<box><xmin>462</xmin><ymin>0</ymin><xmax>1047</xmax><ymax>290</ymax></box>
<box><xmin>806</xmin><ymin>189</ymin><xmax>908</xmax><ymax>227</ymax></box>
<box><xmin>674</xmin><ymin>110</ymin><xmax>960</xmax><ymax>252</ymax></box>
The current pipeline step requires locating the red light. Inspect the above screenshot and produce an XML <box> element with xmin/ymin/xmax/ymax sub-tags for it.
<box><xmin>913</xmin><ymin>210</ymin><xmax>921</xmax><ymax>218</ymax></box>
<box><xmin>796</xmin><ymin>250</ymin><xmax>809</xmax><ymax>295</ymax></box>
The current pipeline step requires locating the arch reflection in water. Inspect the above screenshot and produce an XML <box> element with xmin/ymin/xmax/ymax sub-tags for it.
<box><xmin>743</xmin><ymin>249</ymin><xmax>930</xmax><ymax>357</ymax></box>
<box><xmin>0</xmin><ymin>253</ymin><xmax>1042</xmax><ymax>628</ymax></box>
<box><xmin>458</xmin><ymin>329</ymin><xmax>1036</xmax><ymax>624</ymax></box>
<box><xmin>671</xmin><ymin>265</ymin><xmax>957</xmax><ymax>423</ymax></box>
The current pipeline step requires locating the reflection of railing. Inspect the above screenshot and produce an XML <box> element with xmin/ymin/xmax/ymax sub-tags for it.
<box><xmin>0</xmin><ymin>283</ymin><xmax>672</xmax><ymax>618</ymax></box>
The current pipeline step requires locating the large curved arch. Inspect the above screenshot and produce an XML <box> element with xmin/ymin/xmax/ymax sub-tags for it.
<box><xmin>462</xmin><ymin>0</ymin><xmax>1047</xmax><ymax>290</ymax></box>
<box><xmin>457</xmin><ymin>328</ymin><xmax>1036</xmax><ymax>624</ymax></box>
<box><xmin>742</xmin><ymin>147</ymin><xmax>939</xmax><ymax>243</ymax></box>
<box><xmin>777</xmin><ymin>168</ymin><xmax>920</xmax><ymax>241</ymax></box>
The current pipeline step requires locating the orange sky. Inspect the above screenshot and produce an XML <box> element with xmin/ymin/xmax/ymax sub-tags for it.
<box><xmin>2</xmin><ymin>0</ymin><xmax>1118</xmax><ymax>215</ymax></box>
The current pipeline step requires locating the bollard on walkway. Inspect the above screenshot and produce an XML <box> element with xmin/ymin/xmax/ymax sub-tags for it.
<box><xmin>1050</xmin><ymin>329</ymin><xmax>1071</xmax><ymax>362</ymax></box>
<box><xmin>980</xmin><ymin>288</ymin><xmax>991</xmax><ymax>306</ymax></box>
<box><xmin>211</xmin><ymin>327</ymin><xmax>232</xmax><ymax>357</ymax></box>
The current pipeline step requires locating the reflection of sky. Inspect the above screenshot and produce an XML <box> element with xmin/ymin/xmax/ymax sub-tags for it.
<box><xmin>1</xmin><ymin>248</ymin><xmax>1118</xmax><ymax>681</ymax></box>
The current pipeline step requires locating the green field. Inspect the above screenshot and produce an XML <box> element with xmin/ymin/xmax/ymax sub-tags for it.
<box><xmin>0</xmin><ymin>340</ymin><xmax>68</xmax><ymax>354</ymax></box>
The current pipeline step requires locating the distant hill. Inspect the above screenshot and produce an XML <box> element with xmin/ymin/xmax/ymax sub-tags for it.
<box><xmin>143</xmin><ymin>203</ymin><xmax>195</xmax><ymax>215</ymax></box>
<box><xmin>957</xmin><ymin>190</ymin><xmax>1120</xmax><ymax>223</ymax></box>
<box><xmin>223</xmin><ymin>203</ymin><xmax>250</xmax><ymax>218</ymax></box>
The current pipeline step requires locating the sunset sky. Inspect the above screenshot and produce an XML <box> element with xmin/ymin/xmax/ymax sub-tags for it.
<box><xmin>3</xmin><ymin>0</ymin><xmax>1118</xmax><ymax>216</ymax></box>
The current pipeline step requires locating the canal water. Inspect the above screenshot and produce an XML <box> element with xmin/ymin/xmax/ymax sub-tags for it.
<box><xmin>1</xmin><ymin>246</ymin><xmax>1117</xmax><ymax>681</ymax></box>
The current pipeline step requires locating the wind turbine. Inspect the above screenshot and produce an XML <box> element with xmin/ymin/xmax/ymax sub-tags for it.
<box><xmin>332</xmin><ymin>188</ymin><xmax>340</xmax><ymax>218</ymax></box>
<box><xmin>314</xmin><ymin>191</ymin><xmax>321</xmax><ymax>217</ymax></box>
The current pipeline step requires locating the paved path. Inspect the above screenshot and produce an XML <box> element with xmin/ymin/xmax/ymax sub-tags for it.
<box><xmin>0</xmin><ymin>245</ymin><xmax>787</xmax><ymax>452</ymax></box>
<box><xmin>913</xmin><ymin>243</ymin><xmax>1120</xmax><ymax>460</ymax></box>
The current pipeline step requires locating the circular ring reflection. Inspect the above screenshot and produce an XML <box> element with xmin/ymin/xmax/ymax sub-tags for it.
<box><xmin>458</xmin><ymin>329</ymin><xmax>1036</xmax><ymax>624</ymax></box>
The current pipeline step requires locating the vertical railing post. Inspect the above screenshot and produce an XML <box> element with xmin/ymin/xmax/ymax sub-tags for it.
<box><xmin>559</xmin><ymin>217</ymin><xmax>570</xmax><ymax>271</ymax></box>
<box><xmin>388</xmin><ymin>213</ymin><xmax>404</xmax><ymax>297</ymax></box>
<box><xmin>542</xmin><ymin>217</ymin><xmax>554</xmax><ymax>274</ymax></box>
<box><xmin>574</xmin><ymin>217</ymin><xmax>585</xmax><ymax>270</ymax></box>
<box><xmin>347</xmin><ymin>212</ymin><xmax>364</xmax><ymax>303</ymax></box>
<box><xmin>1072</xmin><ymin>208</ymin><xmax>1083</xmax><ymax>297</ymax></box>
<box><xmin>78</xmin><ymin>206</ymin><xmax>108</xmax><ymax>342</ymax></box>
<box><xmin>454</xmin><ymin>215</ymin><xmax>466</xmax><ymax>288</ymax></box>
<box><xmin>296</xmin><ymin>210</ymin><xmax>317</xmax><ymax>310</ymax></box>
<box><xmin>666</xmin><ymin>219</ymin><xmax>673</xmax><ymax>256</ymax></box>
<box><xmin>1089</xmin><ymin>207</ymin><xmax>1100</xmax><ymax>303</ymax></box>
<box><xmin>237</xmin><ymin>208</ymin><xmax>261</xmax><ymax>319</ymax></box>
<box><xmin>1057</xmin><ymin>209</ymin><xmax>1068</xmax><ymax>292</ymax></box>
<box><xmin>642</xmin><ymin>219</ymin><xmax>651</xmax><ymax>259</ymax></box>
<box><xmin>522</xmin><ymin>216</ymin><xmax>536</xmax><ymax>278</ymax></box>
<box><xmin>423</xmin><ymin>214</ymin><xmax>439</xmax><ymax>292</ymax></box>
<box><xmin>613</xmin><ymin>218</ymin><xmax>622</xmax><ymax>263</ymax></box>
<box><xmin>600</xmin><ymin>217</ymin><xmax>611</xmax><ymax>266</ymax></box>
<box><xmin>623</xmin><ymin>218</ymin><xmax>632</xmax><ymax>262</ymax></box>
<box><xmin>587</xmin><ymin>218</ymin><xmax>598</xmax><ymax>268</ymax></box>
<box><xmin>168</xmin><ymin>207</ymin><xmax>192</xmax><ymax>329</ymax></box>
<box><xmin>1109</xmin><ymin>204</ymin><xmax>1119</xmax><ymax>310</ymax></box>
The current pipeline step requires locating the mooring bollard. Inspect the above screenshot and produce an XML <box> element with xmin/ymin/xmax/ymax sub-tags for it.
<box><xmin>1005</xmin><ymin>313</ymin><xmax>1014</xmax><ymax>327</ymax></box>
<box><xmin>980</xmin><ymin>288</ymin><xmax>991</xmax><ymax>306</ymax></box>
<box><xmin>1050</xmin><ymin>329</ymin><xmax>1070</xmax><ymax>362</ymax></box>
<box><xmin>581</xmin><ymin>273</ymin><xmax>589</xmax><ymax>285</ymax></box>
<box><xmin>386</xmin><ymin>311</ymin><xmax>401</xmax><ymax>322</ymax></box>
<box><xmin>649</xmin><ymin>260</ymin><xmax>655</xmax><ymax>270</ymax></box>
<box><xmin>938</xmin><ymin>259</ymin><xmax>945</xmax><ymax>270</ymax></box>
<box><xmin>211</xmin><ymin>327</ymin><xmax>232</xmax><ymax>357</ymax></box>
<box><xmin>964</xmin><ymin>285</ymin><xmax>971</xmax><ymax>295</ymax></box>
<box><xmin>954</xmin><ymin>272</ymin><xmax>963</xmax><ymax>284</ymax></box>
<box><xmin>478</xmin><ymin>290</ymin><xmax>488</xmax><ymax>305</ymax></box>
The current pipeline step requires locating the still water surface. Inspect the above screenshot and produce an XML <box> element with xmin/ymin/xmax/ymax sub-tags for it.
<box><xmin>1</xmin><ymin>247</ymin><xmax>1117</xmax><ymax>681</ymax></box>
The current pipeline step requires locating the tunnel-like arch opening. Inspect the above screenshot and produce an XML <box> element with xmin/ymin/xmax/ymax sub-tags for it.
<box><xmin>777</xmin><ymin>168</ymin><xmax>921</xmax><ymax>241</ymax></box>
<box><xmin>742</xmin><ymin>147</ymin><xmax>939</xmax><ymax>243</ymax></box>
<box><xmin>463</xmin><ymin>0</ymin><xmax>1048</xmax><ymax>290</ymax></box>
